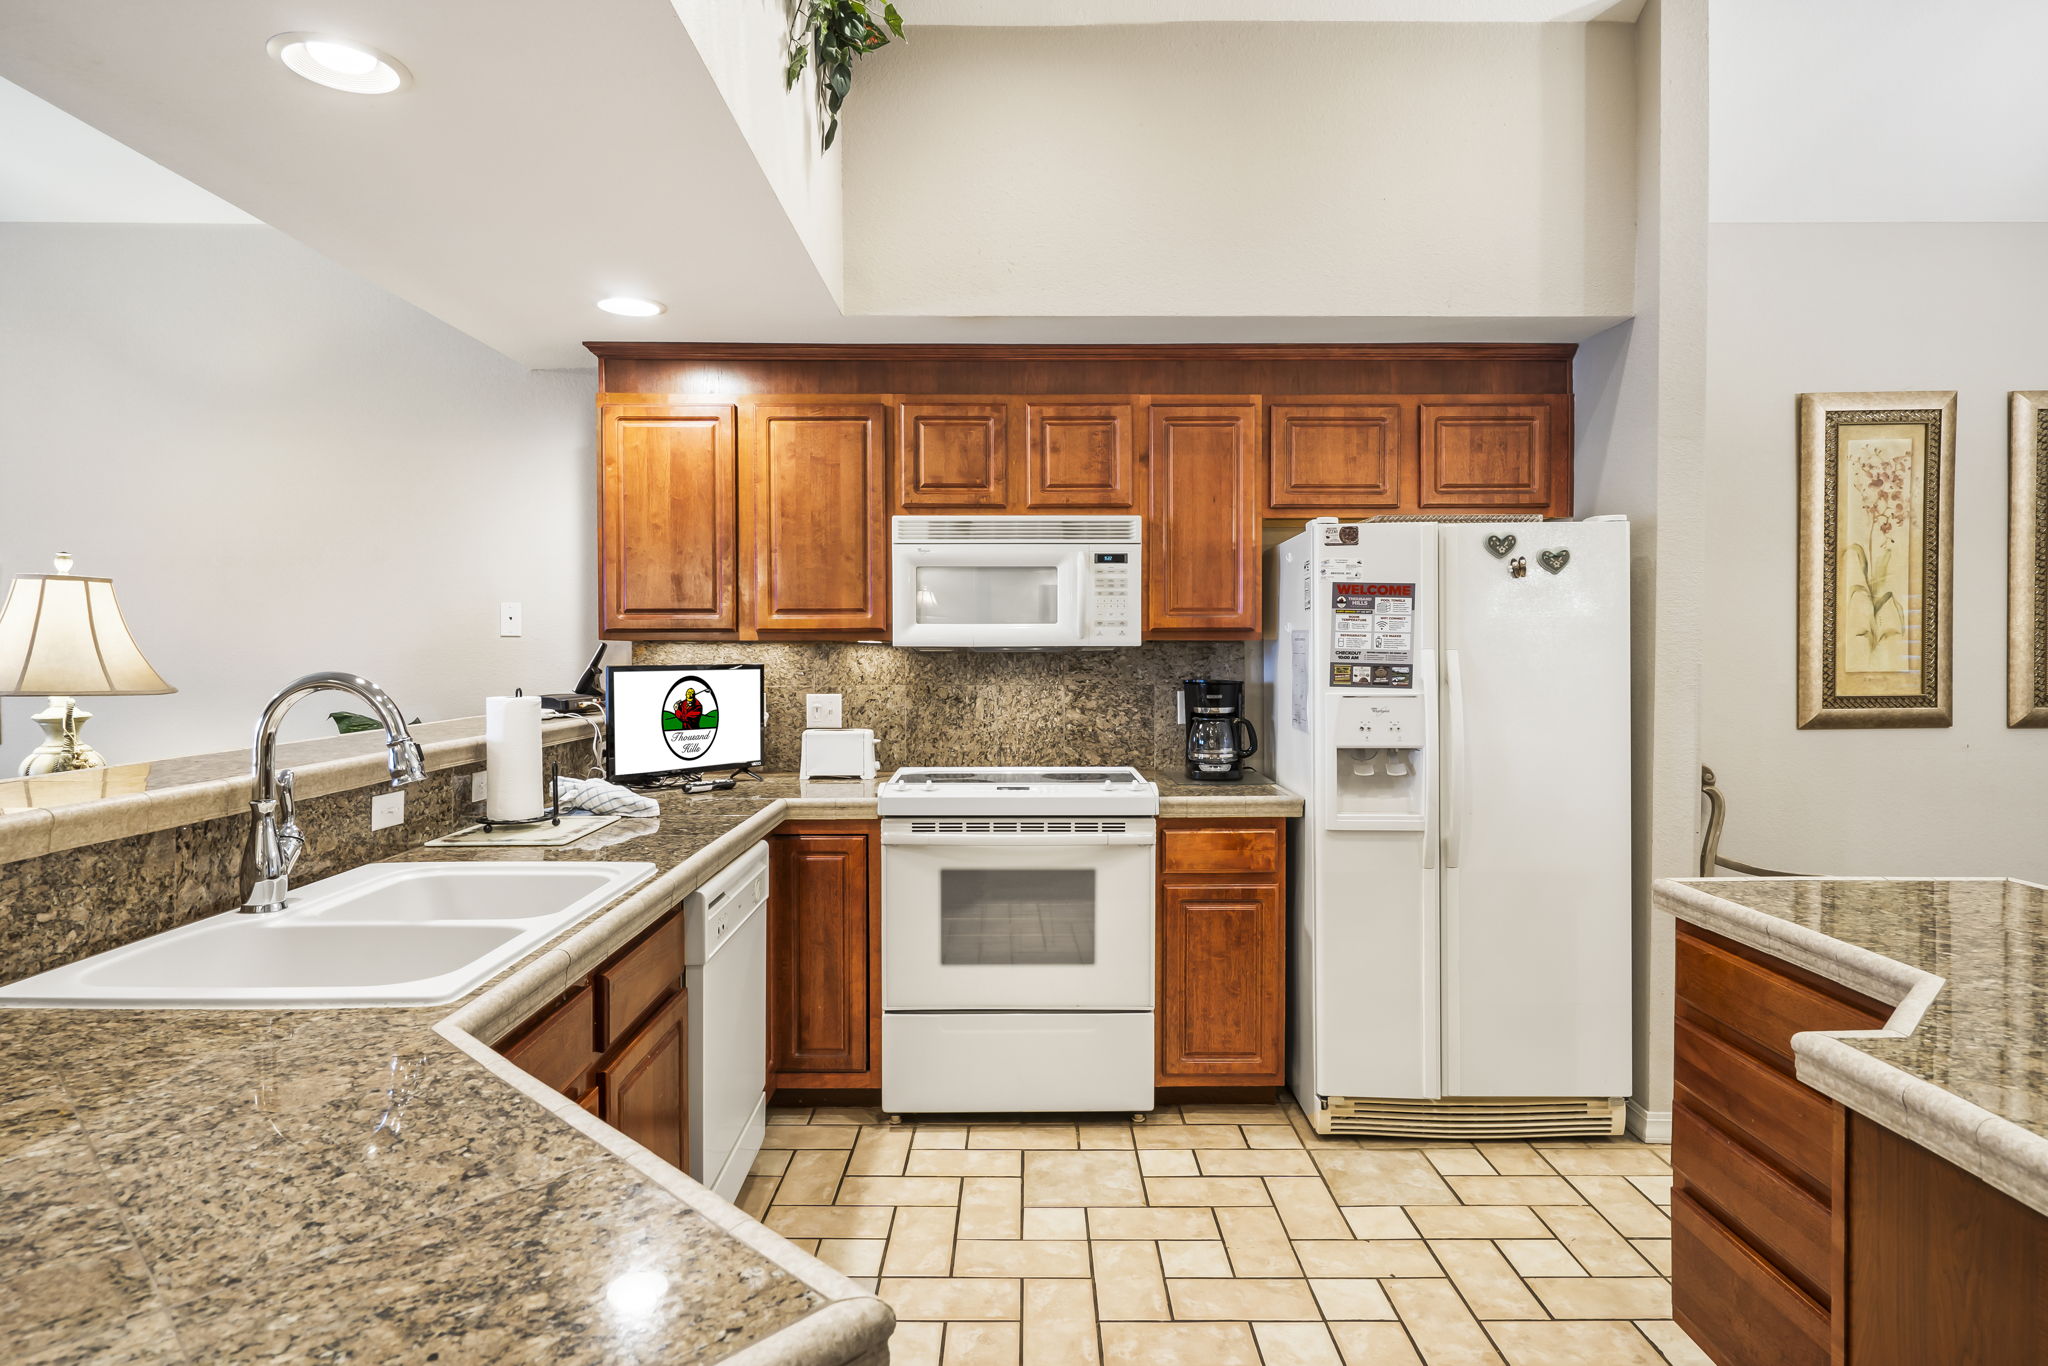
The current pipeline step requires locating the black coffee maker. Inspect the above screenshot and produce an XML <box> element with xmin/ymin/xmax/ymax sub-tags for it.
<box><xmin>1180</xmin><ymin>678</ymin><xmax>1259</xmax><ymax>782</ymax></box>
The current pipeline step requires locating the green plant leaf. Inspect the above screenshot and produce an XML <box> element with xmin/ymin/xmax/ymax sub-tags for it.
<box><xmin>785</xmin><ymin>44</ymin><xmax>808</xmax><ymax>87</ymax></box>
<box><xmin>884</xmin><ymin>3</ymin><xmax>905</xmax><ymax>37</ymax></box>
<box><xmin>822</xmin><ymin>115</ymin><xmax>839</xmax><ymax>150</ymax></box>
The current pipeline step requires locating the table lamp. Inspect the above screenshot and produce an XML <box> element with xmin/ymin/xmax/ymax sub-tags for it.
<box><xmin>0</xmin><ymin>553</ymin><xmax>177</xmax><ymax>775</ymax></box>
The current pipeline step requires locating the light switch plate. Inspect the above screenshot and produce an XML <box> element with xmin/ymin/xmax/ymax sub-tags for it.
<box><xmin>807</xmin><ymin>693</ymin><xmax>843</xmax><ymax>728</ymax></box>
<box><xmin>499</xmin><ymin>602</ymin><xmax>522</xmax><ymax>637</ymax></box>
<box><xmin>370</xmin><ymin>789</ymin><xmax>405</xmax><ymax>831</ymax></box>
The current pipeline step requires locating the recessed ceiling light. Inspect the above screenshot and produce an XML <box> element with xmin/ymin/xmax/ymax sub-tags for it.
<box><xmin>596</xmin><ymin>297</ymin><xmax>668</xmax><ymax>318</ymax></box>
<box><xmin>267</xmin><ymin>32</ymin><xmax>411</xmax><ymax>95</ymax></box>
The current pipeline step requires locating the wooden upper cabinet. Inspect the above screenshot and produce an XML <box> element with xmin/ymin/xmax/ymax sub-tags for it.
<box><xmin>1267</xmin><ymin>400</ymin><xmax>1407</xmax><ymax>514</ymax></box>
<box><xmin>1024</xmin><ymin>401</ymin><xmax>1138</xmax><ymax>508</ymax></box>
<box><xmin>745</xmin><ymin>401</ymin><xmax>890</xmax><ymax>633</ymax></box>
<box><xmin>1419</xmin><ymin>396</ymin><xmax>1570</xmax><ymax>511</ymax></box>
<box><xmin>897</xmin><ymin>400</ymin><xmax>1010</xmax><ymax>509</ymax></box>
<box><xmin>599</xmin><ymin>404</ymin><xmax>737</xmax><ymax>634</ymax></box>
<box><xmin>1146</xmin><ymin>401</ymin><xmax>1260</xmax><ymax>636</ymax></box>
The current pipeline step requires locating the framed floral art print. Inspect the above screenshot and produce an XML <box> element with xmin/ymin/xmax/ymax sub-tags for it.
<box><xmin>1796</xmin><ymin>391</ymin><xmax>1955</xmax><ymax>728</ymax></box>
<box><xmin>2011</xmin><ymin>391</ymin><xmax>2048</xmax><ymax>727</ymax></box>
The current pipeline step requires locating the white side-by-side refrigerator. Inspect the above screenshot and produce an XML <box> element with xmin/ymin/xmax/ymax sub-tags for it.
<box><xmin>1269</xmin><ymin>518</ymin><xmax>1632</xmax><ymax>1138</ymax></box>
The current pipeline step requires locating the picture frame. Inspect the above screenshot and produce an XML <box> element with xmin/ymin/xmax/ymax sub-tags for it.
<box><xmin>1797</xmin><ymin>391</ymin><xmax>1955</xmax><ymax>729</ymax></box>
<box><xmin>2011</xmin><ymin>392</ymin><xmax>2048</xmax><ymax>726</ymax></box>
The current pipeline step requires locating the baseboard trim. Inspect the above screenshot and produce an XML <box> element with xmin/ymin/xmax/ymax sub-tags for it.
<box><xmin>1626</xmin><ymin>1100</ymin><xmax>1672</xmax><ymax>1143</ymax></box>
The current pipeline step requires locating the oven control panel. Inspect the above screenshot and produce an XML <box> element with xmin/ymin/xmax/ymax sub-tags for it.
<box><xmin>1086</xmin><ymin>552</ymin><xmax>1138</xmax><ymax>643</ymax></box>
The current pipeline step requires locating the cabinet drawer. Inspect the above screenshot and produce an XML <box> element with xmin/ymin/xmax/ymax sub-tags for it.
<box><xmin>1675</xmin><ymin>1019</ymin><xmax>1836</xmax><ymax>1193</ymax></box>
<box><xmin>599</xmin><ymin>910</ymin><xmax>687</xmax><ymax>1046</ymax></box>
<box><xmin>498</xmin><ymin>981</ymin><xmax>600</xmax><ymax>1097</ymax></box>
<box><xmin>1161</xmin><ymin>824</ymin><xmax>1282</xmax><ymax>875</ymax></box>
<box><xmin>1673</xmin><ymin>1103</ymin><xmax>1831</xmax><ymax>1304</ymax></box>
<box><xmin>1676</xmin><ymin>925</ymin><xmax>1889</xmax><ymax>1073</ymax></box>
<box><xmin>1673</xmin><ymin>1188</ymin><xmax>1828</xmax><ymax>1366</ymax></box>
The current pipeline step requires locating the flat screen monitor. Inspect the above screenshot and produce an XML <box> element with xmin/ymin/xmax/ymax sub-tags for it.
<box><xmin>604</xmin><ymin>664</ymin><xmax>764</xmax><ymax>783</ymax></box>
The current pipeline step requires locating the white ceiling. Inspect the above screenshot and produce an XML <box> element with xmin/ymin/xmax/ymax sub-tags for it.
<box><xmin>0</xmin><ymin>77</ymin><xmax>256</xmax><ymax>222</ymax></box>
<box><xmin>911</xmin><ymin>0</ymin><xmax>1645</xmax><ymax>22</ymax></box>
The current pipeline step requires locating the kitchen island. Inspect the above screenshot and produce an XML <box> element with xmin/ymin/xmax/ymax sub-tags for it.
<box><xmin>1654</xmin><ymin>876</ymin><xmax>2048</xmax><ymax>1366</ymax></box>
<box><xmin>1</xmin><ymin>768</ymin><xmax>1300</xmax><ymax>1363</ymax></box>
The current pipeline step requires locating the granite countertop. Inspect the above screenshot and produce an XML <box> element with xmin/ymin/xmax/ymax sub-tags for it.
<box><xmin>1655</xmin><ymin>876</ymin><xmax>2048</xmax><ymax>1218</ymax></box>
<box><xmin>3</xmin><ymin>770</ymin><xmax>1296</xmax><ymax>1362</ymax></box>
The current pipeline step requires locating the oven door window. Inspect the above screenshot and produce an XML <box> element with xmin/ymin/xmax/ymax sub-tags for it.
<box><xmin>915</xmin><ymin>566</ymin><xmax>1060</xmax><ymax>626</ymax></box>
<box><xmin>939</xmin><ymin>869</ymin><xmax>1096</xmax><ymax>965</ymax></box>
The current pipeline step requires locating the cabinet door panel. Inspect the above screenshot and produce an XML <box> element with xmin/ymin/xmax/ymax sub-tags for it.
<box><xmin>769</xmin><ymin>830</ymin><xmax>875</xmax><ymax>1081</ymax></box>
<box><xmin>1419</xmin><ymin>398</ymin><xmax>1566</xmax><ymax>509</ymax></box>
<box><xmin>1025</xmin><ymin>401</ymin><xmax>1137</xmax><ymax>508</ymax></box>
<box><xmin>1158</xmin><ymin>880</ymin><xmax>1284</xmax><ymax>1083</ymax></box>
<box><xmin>499</xmin><ymin>981</ymin><xmax>601</xmax><ymax>1100</ymax></box>
<box><xmin>747</xmin><ymin>402</ymin><xmax>889</xmax><ymax>632</ymax></box>
<box><xmin>898</xmin><ymin>400</ymin><xmax>1009</xmax><ymax>509</ymax></box>
<box><xmin>1267</xmin><ymin>401</ymin><xmax>1407</xmax><ymax>512</ymax></box>
<box><xmin>600</xmin><ymin>405</ymin><xmax>737</xmax><ymax>633</ymax></box>
<box><xmin>1146</xmin><ymin>402</ymin><xmax>1260</xmax><ymax>636</ymax></box>
<box><xmin>600</xmin><ymin>989</ymin><xmax>689</xmax><ymax>1170</ymax></box>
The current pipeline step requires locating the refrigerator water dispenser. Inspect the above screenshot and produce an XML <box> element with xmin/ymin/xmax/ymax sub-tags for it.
<box><xmin>1329</xmin><ymin>693</ymin><xmax>1426</xmax><ymax>818</ymax></box>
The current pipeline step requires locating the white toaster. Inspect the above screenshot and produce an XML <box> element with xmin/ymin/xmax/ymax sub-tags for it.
<box><xmin>800</xmin><ymin>727</ymin><xmax>878</xmax><ymax>781</ymax></box>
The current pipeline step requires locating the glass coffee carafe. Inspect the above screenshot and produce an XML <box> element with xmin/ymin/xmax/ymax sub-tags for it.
<box><xmin>1180</xmin><ymin>678</ymin><xmax>1259</xmax><ymax>782</ymax></box>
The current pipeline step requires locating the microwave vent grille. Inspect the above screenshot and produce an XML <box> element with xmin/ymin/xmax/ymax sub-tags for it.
<box><xmin>894</xmin><ymin>516</ymin><xmax>1141</xmax><ymax>545</ymax></box>
<box><xmin>905</xmin><ymin>818</ymin><xmax>1132</xmax><ymax>836</ymax></box>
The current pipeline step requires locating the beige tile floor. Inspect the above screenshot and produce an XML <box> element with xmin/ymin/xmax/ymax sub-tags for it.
<box><xmin>737</xmin><ymin>1099</ymin><xmax>1712</xmax><ymax>1366</ymax></box>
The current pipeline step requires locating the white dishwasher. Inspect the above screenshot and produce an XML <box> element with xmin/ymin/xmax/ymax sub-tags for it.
<box><xmin>684</xmin><ymin>842</ymin><xmax>769</xmax><ymax>1203</ymax></box>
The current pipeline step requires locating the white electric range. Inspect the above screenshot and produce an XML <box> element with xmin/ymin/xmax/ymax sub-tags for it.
<box><xmin>877</xmin><ymin>766</ymin><xmax>1161</xmax><ymax>1117</ymax></box>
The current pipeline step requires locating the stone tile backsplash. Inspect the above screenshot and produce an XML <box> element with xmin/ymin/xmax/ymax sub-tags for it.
<box><xmin>631</xmin><ymin>641</ymin><xmax>1258</xmax><ymax>773</ymax></box>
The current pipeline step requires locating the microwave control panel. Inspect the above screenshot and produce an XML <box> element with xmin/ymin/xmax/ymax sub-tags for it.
<box><xmin>1087</xmin><ymin>552</ymin><xmax>1138</xmax><ymax>642</ymax></box>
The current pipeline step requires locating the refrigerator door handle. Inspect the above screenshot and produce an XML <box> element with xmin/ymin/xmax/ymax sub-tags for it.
<box><xmin>1444</xmin><ymin>649</ymin><xmax>1468</xmax><ymax>869</ymax></box>
<box><xmin>1418</xmin><ymin>648</ymin><xmax>1438</xmax><ymax>870</ymax></box>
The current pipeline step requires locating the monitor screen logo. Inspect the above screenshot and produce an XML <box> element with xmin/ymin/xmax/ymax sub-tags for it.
<box><xmin>660</xmin><ymin>675</ymin><xmax>720</xmax><ymax>761</ymax></box>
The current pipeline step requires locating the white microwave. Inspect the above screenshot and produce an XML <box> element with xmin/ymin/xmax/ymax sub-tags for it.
<box><xmin>891</xmin><ymin>515</ymin><xmax>1142</xmax><ymax>649</ymax></box>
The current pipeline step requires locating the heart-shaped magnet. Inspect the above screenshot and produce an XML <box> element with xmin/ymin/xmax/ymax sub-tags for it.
<box><xmin>1538</xmin><ymin>547</ymin><xmax>1571</xmax><ymax>575</ymax></box>
<box><xmin>1485</xmin><ymin>534</ymin><xmax>1517</xmax><ymax>559</ymax></box>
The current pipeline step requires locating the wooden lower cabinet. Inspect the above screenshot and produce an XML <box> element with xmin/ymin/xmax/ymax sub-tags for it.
<box><xmin>1156</xmin><ymin>818</ymin><xmax>1287</xmax><ymax>1088</ymax></box>
<box><xmin>1670</xmin><ymin>923</ymin><xmax>1888</xmax><ymax>1366</ymax></box>
<box><xmin>496</xmin><ymin>901</ymin><xmax>691</xmax><ymax>1170</ymax></box>
<box><xmin>768</xmin><ymin>821</ymin><xmax>880</xmax><ymax>1089</ymax></box>
<box><xmin>601</xmin><ymin>990</ymin><xmax>690</xmax><ymax>1170</ymax></box>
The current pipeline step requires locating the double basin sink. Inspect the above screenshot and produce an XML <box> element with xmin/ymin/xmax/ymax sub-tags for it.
<box><xmin>0</xmin><ymin>861</ymin><xmax>655</xmax><ymax>1009</ymax></box>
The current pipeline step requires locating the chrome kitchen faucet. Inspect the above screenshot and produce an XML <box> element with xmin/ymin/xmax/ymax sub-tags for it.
<box><xmin>241</xmin><ymin>671</ymin><xmax>426</xmax><ymax>913</ymax></box>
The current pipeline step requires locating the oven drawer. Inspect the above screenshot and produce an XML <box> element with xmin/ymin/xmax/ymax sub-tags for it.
<box><xmin>883</xmin><ymin>1011</ymin><xmax>1155</xmax><ymax>1114</ymax></box>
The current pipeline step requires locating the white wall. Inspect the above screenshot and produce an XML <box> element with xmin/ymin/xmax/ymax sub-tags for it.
<box><xmin>1711</xmin><ymin>0</ymin><xmax>2048</xmax><ymax>222</ymax></box>
<box><xmin>845</xmin><ymin>22</ymin><xmax>1637</xmax><ymax>323</ymax></box>
<box><xmin>1703</xmin><ymin>223</ymin><xmax>2048</xmax><ymax>880</ymax></box>
<box><xmin>1571</xmin><ymin>0</ymin><xmax>1708</xmax><ymax>1141</ymax></box>
<box><xmin>0</xmin><ymin>224</ymin><xmax>598</xmax><ymax>769</ymax></box>
<box><xmin>674</xmin><ymin>0</ymin><xmax>845</xmax><ymax>304</ymax></box>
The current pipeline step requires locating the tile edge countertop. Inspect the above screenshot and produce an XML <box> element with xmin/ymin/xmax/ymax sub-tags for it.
<box><xmin>0</xmin><ymin>771</ymin><xmax>1301</xmax><ymax>1364</ymax></box>
<box><xmin>1653</xmin><ymin>875</ymin><xmax>2048</xmax><ymax>1219</ymax></box>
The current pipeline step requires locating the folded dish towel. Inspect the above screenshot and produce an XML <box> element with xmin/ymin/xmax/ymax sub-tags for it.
<box><xmin>553</xmin><ymin>776</ymin><xmax>660</xmax><ymax>818</ymax></box>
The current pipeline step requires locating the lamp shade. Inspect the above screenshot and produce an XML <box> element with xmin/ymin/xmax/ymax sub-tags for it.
<box><xmin>0</xmin><ymin>574</ymin><xmax>176</xmax><ymax>697</ymax></box>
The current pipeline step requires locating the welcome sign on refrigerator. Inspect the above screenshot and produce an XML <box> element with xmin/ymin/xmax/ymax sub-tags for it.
<box><xmin>1269</xmin><ymin>517</ymin><xmax>1632</xmax><ymax>1138</ymax></box>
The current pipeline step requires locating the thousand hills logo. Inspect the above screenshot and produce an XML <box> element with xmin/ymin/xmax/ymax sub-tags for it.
<box><xmin>660</xmin><ymin>675</ymin><xmax>720</xmax><ymax>761</ymax></box>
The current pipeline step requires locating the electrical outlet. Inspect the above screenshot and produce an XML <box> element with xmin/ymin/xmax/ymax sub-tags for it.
<box><xmin>806</xmin><ymin>693</ymin><xmax>842</xmax><ymax>728</ymax></box>
<box><xmin>370</xmin><ymin>789</ymin><xmax>406</xmax><ymax>831</ymax></box>
<box><xmin>472</xmin><ymin>772</ymin><xmax>489</xmax><ymax>803</ymax></box>
<box><xmin>499</xmin><ymin>602</ymin><xmax>523</xmax><ymax>637</ymax></box>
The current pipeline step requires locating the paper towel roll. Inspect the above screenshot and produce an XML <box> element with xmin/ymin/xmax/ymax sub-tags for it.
<box><xmin>485</xmin><ymin>695</ymin><xmax>544</xmax><ymax>821</ymax></box>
